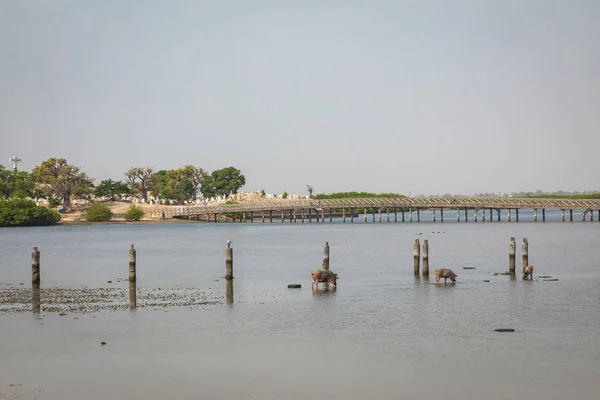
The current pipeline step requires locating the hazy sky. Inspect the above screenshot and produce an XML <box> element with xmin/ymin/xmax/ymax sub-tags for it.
<box><xmin>1</xmin><ymin>0</ymin><xmax>599</xmax><ymax>196</ymax></box>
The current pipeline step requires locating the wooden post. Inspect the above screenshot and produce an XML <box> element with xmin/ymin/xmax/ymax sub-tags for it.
<box><xmin>350</xmin><ymin>208</ymin><xmax>354</xmax><ymax>223</ymax></box>
<box><xmin>294</xmin><ymin>210</ymin><xmax>297</xmax><ymax>223</ymax></box>
<box><xmin>474</xmin><ymin>209</ymin><xmax>478</xmax><ymax>222</ymax></box>
<box><xmin>509</xmin><ymin>237</ymin><xmax>516</xmax><ymax>275</ymax></box>
<box><xmin>409</xmin><ymin>208</ymin><xmax>413</xmax><ymax>222</ymax></box>
<box><xmin>343</xmin><ymin>208</ymin><xmax>346</xmax><ymax>223</ymax></box>
<box><xmin>569</xmin><ymin>209</ymin><xmax>573</xmax><ymax>222</ymax></box>
<box><xmin>489</xmin><ymin>209</ymin><xmax>492</xmax><ymax>222</ymax></box>
<box><xmin>413</xmin><ymin>239</ymin><xmax>420</xmax><ymax>277</ymax></box>
<box><xmin>301</xmin><ymin>209</ymin><xmax>304</xmax><ymax>223</ymax></box>
<box><xmin>32</xmin><ymin>282</ymin><xmax>40</xmax><ymax>314</ymax></box>
<box><xmin>309</xmin><ymin>208</ymin><xmax>312</xmax><ymax>223</ymax></box>
<box><xmin>128</xmin><ymin>244</ymin><xmax>136</xmax><ymax>282</ymax></box>
<box><xmin>364</xmin><ymin>208</ymin><xmax>367</xmax><ymax>223</ymax></box>
<box><xmin>402</xmin><ymin>210</ymin><xmax>405</xmax><ymax>222</ymax></box>
<box><xmin>129</xmin><ymin>281</ymin><xmax>137</xmax><ymax>310</ymax></box>
<box><xmin>542</xmin><ymin>209</ymin><xmax>546</xmax><ymax>222</ymax></box>
<box><xmin>508</xmin><ymin>209</ymin><xmax>511</xmax><ymax>222</ymax></box>
<box><xmin>482</xmin><ymin>209</ymin><xmax>486</xmax><ymax>222</ymax></box>
<box><xmin>31</xmin><ymin>247</ymin><xmax>40</xmax><ymax>284</ymax></box>
<box><xmin>225</xmin><ymin>242</ymin><xmax>233</xmax><ymax>280</ymax></box>
<box><xmin>456</xmin><ymin>208</ymin><xmax>460</xmax><ymax>222</ymax></box>
<box><xmin>226</xmin><ymin>279</ymin><xmax>233</xmax><ymax>305</ymax></box>
<box><xmin>322</xmin><ymin>242</ymin><xmax>330</xmax><ymax>270</ymax></box>
<box><xmin>329</xmin><ymin>208</ymin><xmax>333</xmax><ymax>223</ymax></box>
<box><xmin>440</xmin><ymin>207</ymin><xmax>444</xmax><ymax>222</ymax></box>
<box><xmin>214</xmin><ymin>214</ymin><xmax>218</xmax><ymax>223</ymax></box>
<box><xmin>534</xmin><ymin>209</ymin><xmax>538</xmax><ymax>222</ymax></box>
<box><xmin>378</xmin><ymin>209</ymin><xmax>382</xmax><ymax>223</ymax></box>
<box><xmin>417</xmin><ymin>208</ymin><xmax>420</xmax><ymax>222</ymax></box>
<box><xmin>464</xmin><ymin>208</ymin><xmax>468</xmax><ymax>222</ymax></box>
<box><xmin>372</xmin><ymin>210</ymin><xmax>375</xmax><ymax>222</ymax></box>
<box><xmin>497</xmin><ymin>209</ymin><xmax>500</xmax><ymax>222</ymax></box>
<box><xmin>250</xmin><ymin>211</ymin><xmax>254</xmax><ymax>223</ymax></box>
<box><xmin>270</xmin><ymin>210</ymin><xmax>273</xmax><ymax>223</ymax></box>
<box><xmin>561</xmin><ymin>209</ymin><xmax>565</xmax><ymax>222</ymax></box>
<box><xmin>516</xmin><ymin>208</ymin><xmax>519</xmax><ymax>222</ymax></box>
<box><xmin>521</xmin><ymin>238</ymin><xmax>529</xmax><ymax>270</ymax></box>
<box><xmin>394</xmin><ymin>207</ymin><xmax>398</xmax><ymax>222</ymax></box>
<box><xmin>386</xmin><ymin>207</ymin><xmax>390</xmax><ymax>223</ymax></box>
<box><xmin>422</xmin><ymin>239</ymin><xmax>429</xmax><ymax>278</ymax></box>
<box><xmin>281</xmin><ymin>210</ymin><xmax>284</xmax><ymax>223</ymax></box>
<box><xmin>432</xmin><ymin>209</ymin><xmax>436</xmax><ymax>222</ymax></box>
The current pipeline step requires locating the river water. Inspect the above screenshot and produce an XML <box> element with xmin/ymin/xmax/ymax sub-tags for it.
<box><xmin>1</xmin><ymin>215</ymin><xmax>599</xmax><ymax>399</ymax></box>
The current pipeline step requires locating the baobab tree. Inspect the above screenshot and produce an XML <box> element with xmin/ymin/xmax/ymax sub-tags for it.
<box><xmin>125</xmin><ymin>167</ymin><xmax>154</xmax><ymax>202</ymax></box>
<box><xmin>307</xmin><ymin>185</ymin><xmax>314</xmax><ymax>198</ymax></box>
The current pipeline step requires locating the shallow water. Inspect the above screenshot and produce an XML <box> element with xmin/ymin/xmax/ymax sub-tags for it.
<box><xmin>1</xmin><ymin>219</ymin><xmax>600</xmax><ymax>399</ymax></box>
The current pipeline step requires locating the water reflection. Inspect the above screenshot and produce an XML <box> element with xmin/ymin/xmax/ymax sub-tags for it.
<box><xmin>226</xmin><ymin>279</ymin><xmax>233</xmax><ymax>306</ymax></box>
<box><xmin>312</xmin><ymin>287</ymin><xmax>337</xmax><ymax>298</ymax></box>
<box><xmin>32</xmin><ymin>282</ymin><xmax>40</xmax><ymax>314</ymax></box>
<box><xmin>129</xmin><ymin>282</ymin><xmax>137</xmax><ymax>310</ymax></box>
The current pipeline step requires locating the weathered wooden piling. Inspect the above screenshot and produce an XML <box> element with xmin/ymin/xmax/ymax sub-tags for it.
<box><xmin>409</xmin><ymin>208</ymin><xmax>413</xmax><ymax>222</ymax></box>
<box><xmin>31</xmin><ymin>246</ymin><xmax>40</xmax><ymax>284</ymax></box>
<box><xmin>350</xmin><ymin>208</ymin><xmax>354</xmax><ymax>223</ymax></box>
<box><xmin>542</xmin><ymin>209</ymin><xmax>546</xmax><ymax>222</ymax></box>
<box><xmin>516</xmin><ymin>209</ymin><xmax>519</xmax><ymax>222</ymax></box>
<box><xmin>225</xmin><ymin>242</ymin><xmax>233</xmax><ymax>279</ymax></box>
<box><xmin>508</xmin><ymin>209</ymin><xmax>512</xmax><ymax>222</ymax></box>
<box><xmin>322</xmin><ymin>241</ymin><xmax>330</xmax><ymax>270</ymax></box>
<box><xmin>364</xmin><ymin>208</ymin><xmax>367</xmax><ymax>223</ymax></box>
<box><xmin>432</xmin><ymin>209</ymin><xmax>436</xmax><ymax>222</ymax></box>
<box><xmin>413</xmin><ymin>239</ymin><xmax>420</xmax><ymax>277</ymax></box>
<box><xmin>464</xmin><ymin>208</ymin><xmax>468</xmax><ymax>222</ymax></box>
<box><xmin>509</xmin><ymin>237</ymin><xmax>516</xmax><ymax>275</ymax></box>
<box><xmin>561</xmin><ymin>209</ymin><xmax>565</xmax><ymax>222</ymax></box>
<box><xmin>32</xmin><ymin>282</ymin><xmax>41</xmax><ymax>314</ymax></box>
<box><xmin>422</xmin><ymin>239</ymin><xmax>429</xmax><ymax>277</ymax></box>
<box><xmin>129</xmin><ymin>281</ymin><xmax>137</xmax><ymax>310</ymax></box>
<box><xmin>226</xmin><ymin>279</ymin><xmax>233</xmax><ymax>305</ymax></box>
<box><xmin>521</xmin><ymin>238</ymin><xmax>528</xmax><ymax>270</ymax></box>
<box><xmin>534</xmin><ymin>209</ymin><xmax>538</xmax><ymax>222</ymax></box>
<box><xmin>128</xmin><ymin>244</ymin><xmax>136</xmax><ymax>282</ymax></box>
<box><xmin>456</xmin><ymin>208</ymin><xmax>460</xmax><ymax>222</ymax></box>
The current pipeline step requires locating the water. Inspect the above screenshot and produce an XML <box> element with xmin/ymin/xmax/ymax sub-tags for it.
<box><xmin>1</xmin><ymin>220</ymin><xmax>600</xmax><ymax>399</ymax></box>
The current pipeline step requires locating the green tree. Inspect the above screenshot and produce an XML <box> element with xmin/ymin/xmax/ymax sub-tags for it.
<box><xmin>125</xmin><ymin>167</ymin><xmax>154</xmax><ymax>202</ymax></box>
<box><xmin>0</xmin><ymin>165</ymin><xmax>35</xmax><ymax>200</ymax></box>
<box><xmin>282</xmin><ymin>191</ymin><xmax>289</xmax><ymax>199</ymax></box>
<box><xmin>200</xmin><ymin>167</ymin><xmax>246</xmax><ymax>199</ymax></box>
<box><xmin>0</xmin><ymin>199</ymin><xmax>61</xmax><ymax>227</ymax></box>
<box><xmin>150</xmin><ymin>170</ymin><xmax>175</xmax><ymax>201</ymax></box>
<box><xmin>123</xmin><ymin>204</ymin><xmax>145</xmax><ymax>221</ymax></box>
<box><xmin>86</xmin><ymin>204</ymin><xmax>113</xmax><ymax>221</ymax></box>
<box><xmin>32</xmin><ymin>158</ymin><xmax>94</xmax><ymax>212</ymax></box>
<box><xmin>174</xmin><ymin>178</ymin><xmax>195</xmax><ymax>203</ymax></box>
<box><xmin>94</xmin><ymin>179</ymin><xmax>132</xmax><ymax>200</ymax></box>
<box><xmin>174</xmin><ymin>165</ymin><xmax>207</xmax><ymax>201</ymax></box>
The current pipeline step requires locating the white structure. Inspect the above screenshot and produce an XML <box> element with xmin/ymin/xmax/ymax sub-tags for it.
<box><xmin>9</xmin><ymin>155</ymin><xmax>22</xmax><ymax>170</ymax></box>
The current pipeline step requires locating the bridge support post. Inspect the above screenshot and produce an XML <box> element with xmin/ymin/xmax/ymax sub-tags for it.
<box><xmin>508</xmin><ymin>209</ymin><xmax>511</xmax><ymax>222</ymax></box>
<box><xmin>350</xmin><ymin>208</ymin><xmax>354</xmax><ymax>223</ymax></box>
<box><xmin>322</xmin><ymin>209</ymin><xmax>325</xmax><ymax>223</ymax></box>
<box><xmin>409</xmin><ymin>208</ymin><xmax>413</xmax><ymax>223</ymax></box>
<box><xmin>516</xmin><ymin>209</ymin><xmax>519</xmax><ymax>222</ymax></box>
<box><xmin>497</xmin><ymin>209</ymin><xmax>500</xmax><ymax>222</ymax></box>
<box><xmin>413</xmin><ymin>239</ymin><xmax>420</xmax><ymax>277</ymax></box>
<box><xmin>372</xmin><ymin>210</ymin><xmax>375</xmax><ymax>223</ymax></box>
<box><xmin>378</xmin><ymin>209</ymin><xmax>382</xmax><ymax>223</ymax></box>
<box><xmin>330</xmin><ymin>208</ymin><xmax>333</xmax><ymax>223</ymax></box>
<box><xmin>364</xmin><ymin>208</ymin><xmax>367</xmax><ymax>223</ymax></box>
<box><xmin>522</xmin><ymin>238</ymin><xmax>529</xmax><ymax>270</ymax></box>
<box><xmin>214</xmin><ymin>214</ymin><xmax>218</xmax><ymax>223</ymax></box>
<box><xmin>474</xmin><ymin>209</ymin><xmax>478</xmax><ymax>222</ymax></box>
<box><xmin>250</xmin><ymin>211</ymin><xmax>254</xmax><ymax>223</ymax></box>
<box><xmin>456</xmin><ymin>208</ymin><xmax>460</xmax><ymax>222</ymax></box>
<box><xmin>294</xmin><ymin>210</ymin><xmax>297</xmax><ymax>223</ymax></box>
<box><xmin>534</xmin><ymin>209</ymin><xmax>538</xmax><ymax>222</ymax></box>
<box><xmin>561</xmin><ymin>209</ymin><xmax>564</xmax><ymax>222</ymax></box>
<box><xmin>417</xmin><ymin>208</ymin><xmax>420</xmax><ymax>223</ymax></box>
<box><xmin>441</xmin><ymin>208</ymin><xmax>444</xmax><ymax>222</ymax></box>
<box><xmin>482</xmin><ymin>209</ymin><xmax>486</xmax><ymax>222</ymax></box>
<box><xmin>225</xmin><ymin>242</ymin><xmax>233</xmax><ymax>280</ymax></box>
<box><xmin>464</xmin><ymin>208</ymin><xmax>468</xmax><ymax>222</ymax></box>
<box><xmin>301</xmin><ymin>209</ymin><xmax>304</xmax><ymax>223</ymax></box>
<box><xmin>270</xmin><ymin>210</ymin><xmax>273</xmax><ymax>223</ymax></box>
<box><xmin>569</xmin><ymin>209</ymin><xmax>573</xmax><ymax>222</ymax></box>
<box><xmin>422</xmin><ymin>239</ymin><xmax>429</xmax><ymax>278</ymax></box>
<box><xmin>262</xmin><ymin>211</ymin><xmax>265</xmax><ymax>223</ymax></box>
<box><xmin>322</xmin><ymin>242</ymin><xmax>330</xmax><ymax>270</ymax></box>
<box><xmin>343</xmin><ymin>208</ymin><xmax>346</xmax><ymax>223</ymax></box>
<box><xmin>542</xmin><ymin>209</ymin><xmax>545</xmax><ymax>222</ymax></box>
<box><xmin>509</xmin><ymin>237</ymin><xmax>516</xmax><ymax>275</ymax></box>
<box><xmin>402</xmin><ymin>210</ymin><xmax>405</xmax><ymax>222</ymax></box>
<box><xmin>394</xmin><ymin>207</ymin><xmax>398</xmax><ymax>222</ymax></box>
<box><xmin>489</xmin><ymin>209</ymin><xmax>492</xmax><ymax>222</ymax></box>
<box><xmin>387</xmin><ymin>207</ymin><xmax>390</xmax><ymax>223</ymax></box>
<box><xmin>290</xmin><ymin>209</ymin><xmax>293</xmax><ymax>223</ymax></box>
<box><xmin>432</xmin><ymin>209</ymin><xmax>436</xmax><ymax>222</ymax></box>
<box><xmin>281</xmin><ymin>210</ymin><xmax>284</xmax><ymax>223</ymax></box>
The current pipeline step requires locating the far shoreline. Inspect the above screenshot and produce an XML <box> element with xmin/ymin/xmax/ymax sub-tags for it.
<box><xmin>57</xmin><ymin>218</ymin><xmax>204</xmax><ymax>226</ymax></box>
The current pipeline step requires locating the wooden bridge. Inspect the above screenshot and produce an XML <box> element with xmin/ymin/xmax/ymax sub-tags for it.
<box><xmin>156</xmin><ymin>197</ymin><xmax>600</xmax><ymax>223</ymax></box>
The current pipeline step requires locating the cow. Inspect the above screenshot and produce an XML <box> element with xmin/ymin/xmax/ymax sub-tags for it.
<box><xmin>311</xmin><ymin>269</ymin><xmax>338</xmax><ymax>288</ymax></box>
<box><xmin>523</xmin><ymin>265</ymin><xmax>534</xmax><ymax>280</ymax></box>
<box><xmin>435</xmin><ymin>268</ymin><xmax>457</xmax><ymax>284</ymax></box>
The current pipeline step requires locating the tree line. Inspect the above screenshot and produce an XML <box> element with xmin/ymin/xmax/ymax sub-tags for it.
<box><xmin>0</xmin><ymin>158</ymin><xmax>246</xmax><ymax>212</ymax></box>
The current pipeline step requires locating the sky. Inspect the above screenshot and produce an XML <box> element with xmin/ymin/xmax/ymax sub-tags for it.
<box><xmin>1</xmin><ymin>0</ymin><xmax>599</xmax><ymax>196</ymax></box>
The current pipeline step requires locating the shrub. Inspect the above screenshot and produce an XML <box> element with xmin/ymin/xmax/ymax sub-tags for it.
<box><xmin>0</xmin><ymin>199</ymin><xmax>61</xmax><ymax>227</ymax></box>
<box><xmin>124</xmin><ymin>204</ymin><xmax>145</xmax><ymax>221</ymax></box>
<box><xmin>86</xmin><ymin>204</ymin><xmax>113</xmax><ymax>221</ymax></box>
<box><xmin>282</xmin><ymin>191</ymin><xmax>289</xmax><ymax>199</ymax></box>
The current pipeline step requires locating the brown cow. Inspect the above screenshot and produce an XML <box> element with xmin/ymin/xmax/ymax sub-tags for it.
<box><xmin>311</xmin><ymin>269</ymin><xmax>338</xmax><ymax>288</ymax></box>
<box><xmin>523</xmin><ymin>265</ymin><xmax>534</xmax><ymax>280</ymax></box>
<box><xmin>435</xmin><ymin>268</ymin><xmax>457</xmax><ymax>284</ymax></box>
